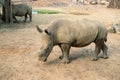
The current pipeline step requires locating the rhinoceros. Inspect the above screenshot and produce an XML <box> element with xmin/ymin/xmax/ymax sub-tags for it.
<box><xmin>12</xmin><ymin>4</ymin><xmax>32</xmax><ymax>22</ymax></box>
<box><xmin>36</xmin><ymin>19</ymin><xmax>108</xmax><ymax>64</ymax></box>
<box><xmin>112</xmin><ymin>21</ymin><xmax>120</xmax><ymax>33</ymax></box>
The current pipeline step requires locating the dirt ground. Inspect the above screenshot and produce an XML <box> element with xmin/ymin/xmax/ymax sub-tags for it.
<box><xmin>0</xmin><ymin>5</ymin><xmax>120</xmax><ymax>80</ymax></box>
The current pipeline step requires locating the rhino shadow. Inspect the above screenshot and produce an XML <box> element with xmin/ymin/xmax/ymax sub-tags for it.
<box><xmin>47</xmin><ymin>49</ymin><xmax>93</xmax><ymax>64</ymax></box>
<box><xmin>0</xmin><ymin>21</ymin><xmax>32</xmax><ymax>29</ymax></box>
<box><xmin>70</xmin><ymin>49</ymin><xmax>93</xmax><ymax>61</ymax></box>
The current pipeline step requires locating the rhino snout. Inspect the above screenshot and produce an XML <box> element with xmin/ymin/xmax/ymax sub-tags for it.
<box><xmin>38</xmin><ymin>56</ymin><xmax>47</xmax><ymax>62</ymax></box>
<box><xmin>38</xmin><ymin>52</ymin><xmax>47</xmax><ymax>62</ymax></box>
<box><xmin>43</xmin><ymin>58</ymin><xmax>47</xmax><ymax>62</ymax></box>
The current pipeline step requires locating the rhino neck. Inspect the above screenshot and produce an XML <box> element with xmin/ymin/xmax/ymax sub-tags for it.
<box><xmin>51</xmin><ymin>34</ymin><xmax>57</xmax><ymax>45</ymax></box>
<box><xmin>47</xmin><ymin>29</ymin><xmax>57</xmax><ymax>45</ymax></box>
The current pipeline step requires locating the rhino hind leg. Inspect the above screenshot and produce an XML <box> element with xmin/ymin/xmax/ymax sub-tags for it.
<box><xmin>29</xmin><ymin>14</ymin><xmax>32</xmax><ymax>21</ymax></box>
<box><xmin>59</xmin><ymin>44</ymin><xmax>71</xmax><ymax>64</ymax></box>
<box><xmin>101</xmin><ymin>43</ymin><xmax>108</xmax><ymax>59</ymax></box>
<box><xmin>24</xmin><ymin>14</ymin><xmax>28</xmax><ymax>22</ymax></box>
<box><xmin>91</xmin><ymin>40</ymin><xmax>103</xmax><ymax>61</ymax></box>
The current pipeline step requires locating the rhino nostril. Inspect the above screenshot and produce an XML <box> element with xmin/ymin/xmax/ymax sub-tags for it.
<box><xmin>44</xmin><ymin>58</ymin><xmax>47</xmax><ymax>62</ymax></box>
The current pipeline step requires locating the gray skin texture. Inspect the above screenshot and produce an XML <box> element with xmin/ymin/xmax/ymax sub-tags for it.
<box><xmin>37</xmin><ymin>19</ymin><xmax>108</xmax><ymax>64</ymax></box>
<box><xmin>12</xmin><ymin>4</ymin><xmax>32</xmax><ymax>22</ymax></box>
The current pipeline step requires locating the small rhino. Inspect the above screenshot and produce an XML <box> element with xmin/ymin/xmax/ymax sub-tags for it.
<box><xmin>112</xmin><ymin>21</ymin><xmax>120</xmax><ymax>33</ymax></box>
<box><xmin>36</xmin><ymin>19</ymin><xmax>108</xmax><ymax>64</ymax></box>
<box><xmin>12</xmin><ymin>4</ymin><xmax>32</xmax><ymax>22</ymax></box>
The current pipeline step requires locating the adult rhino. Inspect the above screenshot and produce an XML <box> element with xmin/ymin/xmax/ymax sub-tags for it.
<box><xmin>36</xmin><ymin>19</ymin><xmax>108</xmax><ymax>64</ymax></box>
<box><xmin>12</xmin><ymin>4</ymin><xmax>32</xmax><ymax>22</ymax></box>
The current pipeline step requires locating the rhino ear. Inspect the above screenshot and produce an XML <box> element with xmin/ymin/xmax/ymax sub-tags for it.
<box><xmin>36</xmin><ymin>25</ymin><xmax>43</xmax><ymax>33</ymax></box>
<box><xmin>44</xmin><ymin>29</ymin><xmax>51</xmax><ymax>35</ymax></box>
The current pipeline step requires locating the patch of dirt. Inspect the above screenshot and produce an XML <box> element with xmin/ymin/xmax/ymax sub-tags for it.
<box><xmin>27</xmin><ymin>0</ymin><xmax>70</xmax><ymax>7</ymax></box>
<box><xmin>0</xmin><ymin>5</ymin><xmax>120</xmax><ymax>80</ymax></box>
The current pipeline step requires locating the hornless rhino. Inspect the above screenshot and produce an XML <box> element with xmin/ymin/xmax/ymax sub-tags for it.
<box><xmin>12</xmin><ymin>4</ymin><xmax>32</xmax><ymax>22</ymax></box>
<box><xmin>112</xmin><ymin>21</ymin><xmax>120</xmax><ymax>33</ymax></box>
<box><xmin>36</xmin><ymin>19</ymin><xmax>108</xmax><ymax>64</ymax></box>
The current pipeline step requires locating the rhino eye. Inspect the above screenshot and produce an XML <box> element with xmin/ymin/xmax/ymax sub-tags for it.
<box><xmin>46</xmin><ymin>47</ymin><xmax>49</xmax><ymax>50</ymax></box>
<box><xmin>44</xmin><ymin>47</ymin><xmax>49</xmax><ymax>51</ymax></box>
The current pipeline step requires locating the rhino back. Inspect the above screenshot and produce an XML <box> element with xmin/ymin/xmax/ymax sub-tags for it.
<box><xmin>48</xmin><ymin>19</ymin><xmax>99</xmax><ymax>47</ymax></box>
<box><xmin>12</xmin><ymin>4</ymin><xmax>31</xmax><ymax>16</ymax></box>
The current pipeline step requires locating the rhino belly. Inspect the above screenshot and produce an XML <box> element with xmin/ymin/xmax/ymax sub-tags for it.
<box><xmin>16</xmin><ymin>11</ymin><xmax>26</xmax><ymax>16</ymax></box>
<box><xmin>71</xmin><ymin>38</ymin><xmax>95</xmax><ymax>47</ymax></box>
<box><xmin>72</xmin><ymin>31</ymin><xmax>98</xmax><ymax>47</ymax></box>
<box><xmin>56</xmin><ymin>30</ymin><xmax>98</xmax><ymax>47</ymax></box>
<box><xmin>13</xmin><ymin>9</ymin><xmax>27</xmax><ymax>16</ymax></box>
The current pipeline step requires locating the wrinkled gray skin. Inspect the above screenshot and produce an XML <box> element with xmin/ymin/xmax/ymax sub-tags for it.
<box><xmin>12</xmin><ymin>4</ymin><xmax>32</xmax><ymax>22</ymax></box>
<box><xmin>37</xmin><ymin>19</ymin><xmax>108</xmax><ymax>64</ymax></box>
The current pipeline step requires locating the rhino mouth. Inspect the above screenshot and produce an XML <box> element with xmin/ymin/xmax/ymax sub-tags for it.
<box><xmin>38</xmin><ymin>53</ymin><xmax>48</xmax><ymax>62</ymax></box>
<box><xmin>38</xmin><ymin>56</ymin><xmax>47</xmax><ymax>62</ymax></box>
<box><xmin>43</xmin><ymin>58</ymin><xmax>47</xmax><ymax>62</ymax></box>
<box><xmin>38</xmin><ymin>45</ymin><xmax>53</xmax><ymax>62</ymax></box>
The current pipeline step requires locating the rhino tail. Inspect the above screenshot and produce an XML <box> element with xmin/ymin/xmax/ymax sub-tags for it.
<box><xmin>104</xmin><ymin>29</ymin><xmax>108</xmax><ymax>42</ymax></box>
<box><xmin>105</xmin><ymin>37</ymin><xmax>107</xmax><ymax>42</ymax></box>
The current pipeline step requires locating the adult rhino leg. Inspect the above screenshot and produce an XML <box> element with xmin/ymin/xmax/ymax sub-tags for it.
<box><xmin>29</xmin><ymin>14</ymin><xmax>32</xmax><ymax>21</ymax></box>
<box><xmin>59</xmin><ymin>44</ymin><xmax>65</xmax><ymax>60</ymax></box>
<box><xmin>59</xmin><ymin>44</ymin><xmax>71</xmax><ymax>64</ymax></box>
<box><xmin>24</xmin><ymin>14</ymin><xmax>28</xmax><ymax>22</ymax></box>
<box><xmin>101</xmin><ymin>43</ymin><xmax>108</xmax><ymax>59</ymax></box>
<box><xmin>59</xmin><ymin>47</ymin><xmax>64</xmax><ymax>60</ymax></box>
<box><xmin>13</xmin><ymin>16</ymin><xmax>18</xmax><ymax>22</ymax></box>
<box><xmin>91</xmin><ymin>40</ymin><xmax>103</xmax><ymax>61</ymax></box>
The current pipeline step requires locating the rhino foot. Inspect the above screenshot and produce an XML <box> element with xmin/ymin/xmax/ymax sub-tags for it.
<box><xmin>59</xmin><ymin>55</ymin><xmax>63</xmax><ymax>60</ymax></box>
<box><xmin>100</xmin><ymin>55</ymin><xmax>109</xmax><ymax>59</ymax></box>
<box><xmin>38</xmin><ymin>56</ymin><xmax>47</xmax><ymax>62</ymax></box>
<box><xmin>90</xmin><ymin>57</ymin><xmax>98</xmax><ymax>61</ymax></box>
<box><xmin>61</xmin><ymin>59</ymin><xmax>70</xmax><ymax>64</ymax></box>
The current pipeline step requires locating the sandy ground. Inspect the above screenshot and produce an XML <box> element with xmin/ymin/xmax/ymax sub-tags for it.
<box><xmin>0</xmin><ymin>5</ymin><xmax>120</xmax><ymax>80</ymax></box>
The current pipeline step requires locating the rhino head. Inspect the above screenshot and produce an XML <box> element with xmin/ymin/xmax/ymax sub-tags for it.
<box><xmin>36</xmin><ymin>25</ymin><xmax>54</xmax><ymax>62</ymax></box>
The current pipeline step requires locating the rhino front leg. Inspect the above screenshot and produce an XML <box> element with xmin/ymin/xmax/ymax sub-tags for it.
<box><xmin>13</xmin><ymin>16</ymin><xmax>18</xmax><ymax>22</ymax></box>
<box><xmin>59</xmin><ymin>52</ymin><xmax>64</xmax><ymax>60</ymax></box>
<box><xmin>59</xmin><ymin>44</ymin><xmax>71</xmax><ymax>64</ymax></box>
